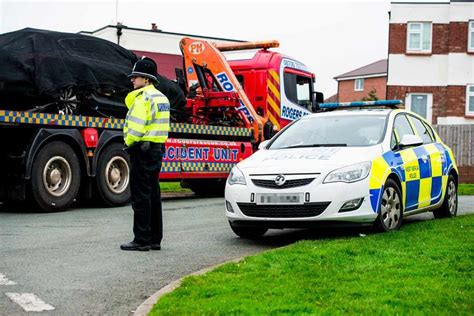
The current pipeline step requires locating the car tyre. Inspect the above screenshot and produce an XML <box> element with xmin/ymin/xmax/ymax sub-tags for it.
<box><xmin>31</xmin><ymin>141</ymin><xmax>81</xmax><ymax>212</ymax></box>
<box><xmin>374</xmin><ymin>178</ymin><xmax>403</xmax><ymax>232</ymax></box>
<box><xmin>433</xmin><ymin>174</ymin><xmax>457</xmax><ymax>219</ymax></box>
<box><xmin>229</xmin><ymin>221</ymin><xmax>268</xmax><ymax>239</ymax></box>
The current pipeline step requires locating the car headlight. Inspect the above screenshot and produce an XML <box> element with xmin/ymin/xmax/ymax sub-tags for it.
<box><xmin>323</xmin><ymin>161</ymin><xmax>372</xmax><ymax>184</ymax></box>
<box><xmin>227</xmin><ymin>166</ymin><xmax>247</xmax><ymax>185</ymax></box>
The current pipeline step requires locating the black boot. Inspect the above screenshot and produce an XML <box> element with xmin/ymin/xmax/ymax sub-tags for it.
<box><xmin>149</xmin><ymin>243</ymin><xmax>161</xmax><ymax>250</ymax></box>
<box><xmin>120</xmin><ymin>241</ymin><xmax>150</xmax><ymax>251</ymax></box>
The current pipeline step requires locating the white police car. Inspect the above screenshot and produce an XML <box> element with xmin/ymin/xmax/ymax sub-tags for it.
<box><xmin>225</xmin><ymin>101</ymin><xmax>459</xmax><ymax>238</ymax></box>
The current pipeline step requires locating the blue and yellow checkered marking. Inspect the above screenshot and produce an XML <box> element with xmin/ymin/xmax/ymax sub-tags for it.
<box><xmin>369</xmin><ymin>142</ymin><xmax>457</xmax><ymax>213</ymax></box>
<box><xmin>0</xmin><ymin>110</ymin><xmax>252</xmax><ymax>137</ymax></box>
<box><xmin>170</xmin><ymin>123</ymin><xmax>251</xmax><ymax>137</ymax></box>
<box><xmin>182</xmin><ymin>161</ymin><xmax>234</xmax><ymax>172</ymax></box>
<box><xmin>161</xmin><ymin>161</ymin><xmax>235</xmax><ymax>173</ymax></box>
<box><xmin>161</xmin><ymin>162</ymin><xmax>181</xmax><ymax>173</ymax></box>
<box><xmin>0</xmin><ymin>110</ymin><xmax>123</xmax><ymax>129</ymax></box>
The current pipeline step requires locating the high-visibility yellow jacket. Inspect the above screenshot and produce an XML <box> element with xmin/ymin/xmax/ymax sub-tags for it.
<box><xmin>123</xmin><ymin>85</ymin><xmax>170</xmax><ymax>147</ymax></box>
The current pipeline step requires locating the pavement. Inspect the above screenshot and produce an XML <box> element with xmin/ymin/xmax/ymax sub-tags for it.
<box><xmin>0</xmin><ymin>195</ymin><xmax>472</xmax><ymax>315</ymax></box>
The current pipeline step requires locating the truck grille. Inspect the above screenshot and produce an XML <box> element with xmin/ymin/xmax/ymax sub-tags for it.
<box><xmin>237</xmin><ymin>202</ymin><xmax>330</xmax><ymax>218</ymax></box>
<box><xmin>251</xmin><ymin>178</ymin><xmax>315</xmax><ymax>189</ymax></box>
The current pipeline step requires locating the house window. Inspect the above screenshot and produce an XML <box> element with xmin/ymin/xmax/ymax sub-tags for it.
<box><xmin>469</xmin><ymin>21</ymin><xmax>474</xmax><ymax>52</ymax></box>
<box><xmin>407</xmin><ymin>22</ymin><xmax>432</xmax><ymax>53</ymax></box>
<box><xmin>467</xmin><ymin>85</ymin><xmax>474</xmax><ymax>115</ymax></box>
<box><xmin>354</xmin><ymin>79</ymin><xmax>364</xmax><ymax>91</ymax></box>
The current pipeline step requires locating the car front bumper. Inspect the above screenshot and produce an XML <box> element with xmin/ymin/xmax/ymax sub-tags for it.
<box><xmin>225</xmin><ymin>176</ymin><xmax>378</xmax><ymax>227</ymax></box>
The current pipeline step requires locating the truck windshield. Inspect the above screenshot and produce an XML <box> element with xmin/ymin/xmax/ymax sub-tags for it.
<box><xmin>269</xmin><ymin>115</ymin><xmax>388</xmax><ymax>149</ymax></box>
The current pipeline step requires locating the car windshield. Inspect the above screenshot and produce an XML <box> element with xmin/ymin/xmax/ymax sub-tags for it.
<box><xmin>269</xmin><ymin>114</ymin><xmax>388</xmax><ymax>149</ymax></box>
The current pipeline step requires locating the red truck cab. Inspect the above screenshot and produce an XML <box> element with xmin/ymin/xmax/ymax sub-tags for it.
<box><xmin>228</xmin><ymin>49</ymin><xmax>316</xmax><ymax>131</ymax></box>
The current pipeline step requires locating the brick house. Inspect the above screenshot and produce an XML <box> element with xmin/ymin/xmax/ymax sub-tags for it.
<box><xmin>334</xmin><ymin>59</ymin><xmax>387</xmax><ymax>102</ymax></box>
<box><xmin>387</xmin><ymin>0</ymin><xmax>474</xmax><ymax>125</ymax></box>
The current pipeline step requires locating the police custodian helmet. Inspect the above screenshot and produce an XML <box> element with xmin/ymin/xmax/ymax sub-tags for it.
<box><xmin>128</xmin><ymin>56</ymin><xmax>158</xmax><ymax>82</ymax></box>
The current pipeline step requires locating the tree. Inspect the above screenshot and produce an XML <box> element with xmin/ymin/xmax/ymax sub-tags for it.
<box><xmin>361</xmin><ymin>88</ymin><xmax>378</xmax><ymax>101</ymax></box>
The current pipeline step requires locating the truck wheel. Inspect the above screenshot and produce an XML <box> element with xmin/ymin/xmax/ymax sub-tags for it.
<box><xmin>95</xmin><ymin>142</ymin><xmax>130</xmax><ymax>206</ymax></box>
<box><xmin>229</xmin><ymin>221</ymin><xmax>268</xmax><ymax>239</ymax></box>
<box><xmin>433</xmin><ymin>174</ymin><xmax>457</xmax><ymax>219</ymax></box>
<box><xmin>31</xmin><ymin>141</ymin><xmax>81</xmax><ymax>212</ymax></box>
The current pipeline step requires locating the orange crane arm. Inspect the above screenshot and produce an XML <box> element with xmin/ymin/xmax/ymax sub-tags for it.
<box><xmin>180</xmin><ymin>37</ymin><xmax>264</xmax><ymax>143</ymax></box>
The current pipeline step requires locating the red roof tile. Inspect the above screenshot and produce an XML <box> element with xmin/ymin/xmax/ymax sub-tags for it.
<box><xmin>334</xmin><ymin>59</ymin><xmax>387</xmax><ymax>80</ymax></box>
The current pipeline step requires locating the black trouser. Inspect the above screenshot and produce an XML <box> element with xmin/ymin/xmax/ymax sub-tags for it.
<box><xmin>129</xmin><ymin>142</ymin><xmax>163</xmax><ymax>245</ymax></box>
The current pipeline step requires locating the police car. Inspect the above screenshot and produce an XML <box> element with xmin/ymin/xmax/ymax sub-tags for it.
<box><xmin>225</xmin><ymin>101</ymin><xmax>459</xmax><ymax>238</ymax></box>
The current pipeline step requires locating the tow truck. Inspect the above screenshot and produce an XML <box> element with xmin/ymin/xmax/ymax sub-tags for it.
<box><xmin>0</xmin><ymin>36</ymin><xmax>323</xmax><ymax>211</ymax></box>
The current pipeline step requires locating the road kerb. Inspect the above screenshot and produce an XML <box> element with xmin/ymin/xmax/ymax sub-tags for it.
<box><xmin>134</xmin><ymin>258</ymin><xmax>242</xmax><ymax>316</ymax></box>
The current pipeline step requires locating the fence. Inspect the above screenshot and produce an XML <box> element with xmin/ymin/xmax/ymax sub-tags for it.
<box><xmin>433</xmin><ymin>124</ymin><xmax>474</xmax><ymax>183</ymax></box>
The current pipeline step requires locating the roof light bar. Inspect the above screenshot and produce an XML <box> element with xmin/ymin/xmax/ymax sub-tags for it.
<box><xmin>320</xmin><ymin>100</ymin><xmax>403</xmax><ymax>110</ymax></box>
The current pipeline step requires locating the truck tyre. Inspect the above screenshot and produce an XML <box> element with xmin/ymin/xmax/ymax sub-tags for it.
<box><xmin>95</xmin><ymin>142</ymin><xmax>130</xmax><ymax>206</ymax></box>
<box><xmin>31</xmin><ymin>141</ymin><xmax>81</xmax><ymax>212</ymax></box>
<box><xmin>433</xmin><ymin>174</ymin><xmax>457</xmax><ymax>219</ymax></box>
<box><xmin>229</xmin><ymin>221</ymin><xmax>268</xmax><ymax>239</ymax></box>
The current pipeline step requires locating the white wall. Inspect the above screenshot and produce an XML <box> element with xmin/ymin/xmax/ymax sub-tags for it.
<box><xmin>89</xmin><ymin>28</ymin><xmax>117</xmax><ymax>44</ymax></box>
<box><xmin>388</xmin><ymin>54</ymin><xmax>448</xmax><ymax>86</ymax></box>
<box><xmin>390</xmin><ymin>3</ymin><xmax>449</xmax><ymax>24</ymax></box>
<box><xmin>437</xmin><ymin>116</ymin><xmax>474</xmax><ymax>125</ymax></box>
<box><xmin>390</xmin><ymin>2</ymin><xmax>474</xmax><ymax>24</ymax></box>
<box><xmin>448</xmin><ymin>53</ymin><xmax>474</xmax><ymax>86</ymax></box>
<box><xmin>120</xmin><ymin>29</ymin><xmax>183</xmax><ymax>55</ymax></box>
<box><xmin>388</xmin><ymin>54</ymin><xmax>474</xmax><ymax>87</ymax></box>
<box><xmin>387</xmin><ymin>53</ymin><xmax>474</xmax><ymax>86</ymax></box>
<box><xmin>450</xmin><ymin>2</ymin><xmax>474</xmax><ymax>22</ymax></box>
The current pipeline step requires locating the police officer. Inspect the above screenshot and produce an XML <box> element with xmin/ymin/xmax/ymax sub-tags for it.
<box><xmin>120</xmin><ymin>57</ymin><xmax>170</xmax><ymax>251</ymax></box>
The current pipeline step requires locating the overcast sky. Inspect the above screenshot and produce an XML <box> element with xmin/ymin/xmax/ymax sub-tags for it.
<box><xmin>0</xmin><ymin>0</ymin><xmax>436</xmax><ymax>97</ymax></box>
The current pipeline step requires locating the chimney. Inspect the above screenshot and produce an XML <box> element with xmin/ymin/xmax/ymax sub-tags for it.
<box><xmin>151</xmin><ymin>23</ymin><xmax>158</xmax><ymax>31</ymax></box>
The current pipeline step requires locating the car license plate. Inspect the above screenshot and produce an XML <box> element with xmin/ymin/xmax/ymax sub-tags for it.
<box><xmin>256</xmin><ymin>193</ymin><xmax>304</xmax><ymax>205</ymax></box>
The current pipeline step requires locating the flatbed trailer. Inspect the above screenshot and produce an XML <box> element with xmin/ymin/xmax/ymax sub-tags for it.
<box><xmin>0</xmin><ymin>110</ymin><xmax>253</xmax><ymax>211</ymax></box>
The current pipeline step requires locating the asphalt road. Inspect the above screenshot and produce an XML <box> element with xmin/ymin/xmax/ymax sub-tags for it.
<box><xmin>0</xmin><ymin>196</ymin><xmax>473</xmax><ymax>315</ymax></box>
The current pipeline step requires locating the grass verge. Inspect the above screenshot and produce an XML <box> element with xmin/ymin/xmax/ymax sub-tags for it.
<box><xmin>151</xmin><ymin>215</ymin><xmax>474</xmax><ymax>315</ymax></box>
<box><xmin>459</xmin><ymin>183</ymin><xmax>474</xmax><ymax>196</ymax></box>
<box><xmin>159</xmin><ymin>182</ymin><xmax>191</xmax><ymax>193</ymax></box>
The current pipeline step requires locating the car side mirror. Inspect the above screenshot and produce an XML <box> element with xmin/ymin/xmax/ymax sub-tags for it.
<box><xmin>258</xmin><ymin>140</ymin><xmax>270</xmax><ymax>150</ymax></box>
<box><xmin>399</xmin><ymin>134</ymin><xmax>423</xmax><ymax>148</ymax></box>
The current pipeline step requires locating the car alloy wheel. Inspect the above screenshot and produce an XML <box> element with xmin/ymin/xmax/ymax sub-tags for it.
<box><xmin>375</xmin><ymin>178</ymin><xmax>403</xmax><ymax>232</ymax></box>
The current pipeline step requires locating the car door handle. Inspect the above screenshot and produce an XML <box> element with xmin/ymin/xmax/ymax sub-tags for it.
<box><xmin>421</xmin><ymin>155</ymin><xmax>428</xmax><ymax>162</ymax></box>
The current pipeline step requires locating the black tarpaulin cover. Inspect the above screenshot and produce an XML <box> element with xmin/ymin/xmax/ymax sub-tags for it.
<box><xmin>0</xmin><ymin>28</ymin><xmax>138</xmax><ymax>101</ymax></box>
